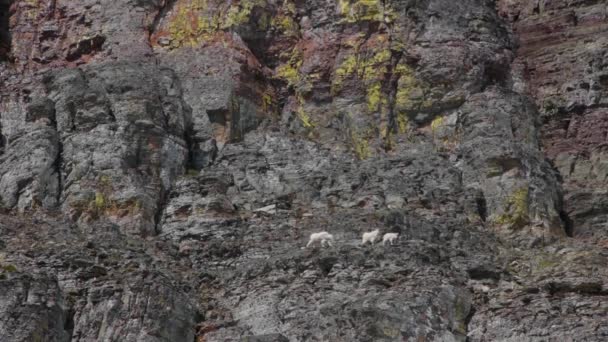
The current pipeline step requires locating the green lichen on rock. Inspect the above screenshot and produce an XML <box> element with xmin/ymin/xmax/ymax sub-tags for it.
<box><xmin>94</xmin><ymin>192</ymin><xmax>106</xmax><ymax>210</ymax></box>
<box><xmin>167</xmin><ymin>0</ymin><xmax>220</xmax><ymax>48</ymax></box>
<box><xmin>332</xmin><ymin>55</ymin><xmax>358</xmax><ymax>93</ymax></box>
<box><xmin>367</xmin><ymin>82</ymin><xmax>384</xmax><ymax>112</ymax></box>
<box><xmin>362</xmin><ymin>49</ymin><xmax>391</xmax><ymax>81</ymax></box>
<box><xmin>276</xmin><ymin>45</ymin><xmax>319</xmax><ymax>131</ymax></box>
<box><xmin>332</xmin><ymin>47</ymin><xmax>426</xmax><ymax>121</ymax></box>
<box><xmin>537</xmin><ymin>255</ymin><xmax>559</xmax><ymax>270</ymax></box>
<box><xmin>493</xmin><ymin>186</ymin><xmax>530</xmax><ymax>229</ymax></box>
<box><xmin>276</xmin><ymin>47</ymin><xmax>303</xmax><ymax>87</ymax></box>
<box><xmin>262</xmin><ymin>92</ymin><xmax>274</xmax><ymax>113</ymax></box>
<box><xmin>395</xmin><ymin>62</ymin><xmax>428</xmax><ymax>115</ymax></box>
<box><xmin>24</xmin><ymin>0</ymin><xmax>41</xmax><ymax>19</ymax></box>
<box><xmin>332</xmin><ymin>47</ymin><xmax>392</xmax><ymax>114</ymax></box>
<box><xmin>186</xmin><ymin>168</ymin><xmax>200</xmax><ymax>177</ymax></box>
<box><xmin>297</xmin><ymin>107</ymin><xmax>315</xmax><ymax>129</ymax></box>
<box><xmin>222</xmin><ymin>0</ymin><xmax>265</xmax><ymax>29</ymax></box>
<box><xmin>69</xmin><ymin>175</ymin><xmax>144</xmax><ymax>221</ymax></box>
<box><xmin>338</xmin><ymin>0</ymin><xmax>393</xmax><ymax>23</ymax></box>
<box><xmin>351</xmin><ymin>128</ymin><xmax>372</xmax><ymax>160</ymax></box>
<box><xmin>396</xmin><ymin>112</ymin><xmax>409</xmax><ymax>133</ymax></box>
<box><xmin>162</xmin><ymin>0</ymin><xmax>272</xmax><ymax>49</ymax></box>
<box><xmin>430</xmin><ymin>115</ymin><xmax>445</xmax><ymax>133</ymax></box>
<box><xmin>269</xmin><ymin>0</ymin><xmax>298</xmax><ymax>35</ymax></box>
<box><xmin>295</xmin><ymin>93</ymin><xmax>315</xmax><ymax>129</ymax></box>
<box><xmin>333</xmin><ymin>47</ymin><xmax>390</xmax><ymax>90</ymax></box>
<box><xmin>271</xmin><ymin>7</ymin><xmax>299</xmax><ymax>36</ymax></box>
<box><xmin>1</xmin><ymin>264</ymin><xmax>17</xmax><ymax>273</ymax></box>
<box><xmin>453</xmin><ymin>296</ymin><xmax>469</xmax><ymax>335</ymax></box>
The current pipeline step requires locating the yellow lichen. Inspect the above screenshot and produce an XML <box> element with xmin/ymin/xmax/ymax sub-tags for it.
<box><xmin>396</xmin><ymin>112</ymin><xmax>409</xmax><ymax>133</ymax></box>
<box><xmin>351</xmin><ymin>129</ymin><xmax>371</xmax><ymax>160</ymax></box>
<box><xmin>367</xmin><ymin>82</ymin><xmax>384</xmax><ymax>112</ymax></box>
<box><xmin>262</xmin><ymin>93</ymin><xmax>274</xmax><ymax>113</ymax></box>
<box><xmin>167</xmin><ymin>0</ymin><xmax>218</xmax><ymax>49</ymax></box>
<box><xmin>222</xmin><ymin>1</ymin><xmax>255</xmax><ymax>28</ymax></box>
<box><xmin>94</xmin><ymin>192</ymin><xmax>106</xmax><ymax>209</ymax></box>
<box><xmin>295</xmin><ymin>93</ymin><xmax>315</xmax><ymax>129</ymax></box>
<box><xmin>333</xmin><ymin>48</ymin><xmax>392</xmax><ymax>114</ymax></box>
<box><xmin>162</xmin><ymin>0</ymin><xmax>270</xmax><ymax>49</ymax></box>
<box><xmin>271</xmin><ymin>14</ymin><xmax>299</xmax><ymax>36</ymax></box>
<box><xmin>430</xmin><ymin>115</ymin><xmax>445</xmax><ymax>133</ymax></box>
<box><xmin>453</xmin><ymin>297</ymin><xmax>468</xmax><ymax>335</ymax></box>
<box><xmin>338</xmin><ymin>0</ymin><xmax>388</xmax><ymax>23</ymax></box>
<box><xmin>1</xmin><ymin>264</ymin><xmax>17</xmax><ymax>273</ymax></box>
<box><xmin>276</xmin><ymin>48</ymin><xmax>303</xmax><ymax>86</ymax></box>
<box><xmin>258</xmin><ymin>12</ymin><xmax>271</xmax><ymax>30</ymax></box>
<box><xmin>361</xmin><ymin>49</ymin><xmax>390</xmax><ymax>81</ymax></box>
<box><xmin>297</xmin><ymin>108</ymin><xmax>314</xmax><ymax>129</ymax></box>
<box><xmin>332</xmin><ymin>55</ymin><xmax>359</xmax><ymax>93</ymax></box>
<box><xmin>277</xmin><ymin>64</ymin><xmax>299</xmax><ymax>85</ymax></box>
<box><xmin>538</xmin><ymin>257</ymin><xmax>559</xmax><ymax>270</ymax></box>
<box><xmin>493</xmin><ymin>187</ymin><xmax>530</xmax><ymax>229</ymax></box>
<box><xmin>186</xmin><ymin>168</ymin><xmax>200</xmax><ymax>177</ymax></box>
<box><xmin>24</xmin><ymin>0</ymin><xmax>40</xmax><ymax>19</ymax></box>
<box><xmin>394</xmin><ymin>63</ymin><xmax>426</xmax><ymax>113</ymax></box>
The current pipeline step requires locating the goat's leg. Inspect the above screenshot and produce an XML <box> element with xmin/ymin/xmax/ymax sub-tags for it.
<box><xmin>306</xmin><ymin>239</ymin><xmax>313</xmax><ymax>247</ymax></box>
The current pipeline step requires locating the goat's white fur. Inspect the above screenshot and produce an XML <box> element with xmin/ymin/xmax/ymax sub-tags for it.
<box><xmin>306</xmin><ymin>231</ymin><xmax>334</xmax><ymax>247</ymax></box>
<box><xmin>361</xmin><ymin>229</ymin><xmax>380</xmax><ymax>245</ymax></box>
<box><xmin>382</xmin><ymin>233</ymin><xmax>399</xmax><ymax>246</ymax></box>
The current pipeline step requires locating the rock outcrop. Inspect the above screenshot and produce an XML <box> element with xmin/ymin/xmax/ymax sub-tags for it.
<box><xmin>1</xmin><ymin>0</ymin><xmax>607</xmax><ymax>341</ymax></box>
<box><xmin>498</xmin><ymin>0</ymin><xmax>608</xmax><ymax>241</ymax></box>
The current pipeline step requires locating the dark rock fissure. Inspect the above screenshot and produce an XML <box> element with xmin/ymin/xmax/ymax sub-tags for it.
<box><xmin>54</xmin><ymin>131</ymin><xmax>64</xmax><ymax>207</ymax></box>
<box><xmin>559</xmin><ymin>209</ymin><xmax>574</xmax><ymax>237</ymax></box>
<box><xmin>63</xmin><ymin>306</ymin><xmax>75</xmax><ymax>340</ymax></box>
<box><xmin>464</xmin><ymin>304</ymin><xmax>476</xmax><ymax>339</ymax></box>
<box><xmin>0</xmin><ymin>0</ymin><xmax>11</xmax><ymax>62</ymax></box>
<box><xmin>184</xmin><ymin>123</ymin><xmax>198</xmax><ymax>171</ymax></box>
<box><xmin>476</xmin><ymin>195</ymin><xmax>488</xmax><ymax>222</ymax></box>
<box><xmin>153</xmin><ymin>187</ymin><xmax>169</xmax><ymax>235</ymax></box>
<box><xmin>0</xmin><ymin>120</ymin><xmax>4</xmax><ymax>156</ymax></box>
<box><xmin>149</xmin><ymin>0</ymin><xmax>179</xmax><ymax>39</ymax></box>
<box><xmin>482</xmin><ymin>61</ymin><xmax>510</xmax><ymax>89</ymax></box>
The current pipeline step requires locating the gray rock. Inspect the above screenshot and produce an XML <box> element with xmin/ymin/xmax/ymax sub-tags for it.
<box><xmin>1</xmin><ymin>0</ymin><xmax>606</xmax><ymax>341</ymax></box>
<box><xmin>0</xmin><ymin>273</ymin><xmax>71</xmax><ymax>342</ymax></box>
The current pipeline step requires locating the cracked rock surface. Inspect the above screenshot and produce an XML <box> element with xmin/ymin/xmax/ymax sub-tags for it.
<box><xmin>1</xmin><ymin>0</ymin><xmax>608</xmax><ymax>341</ymax></box>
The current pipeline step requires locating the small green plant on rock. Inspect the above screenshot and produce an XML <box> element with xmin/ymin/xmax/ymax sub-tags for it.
<box><xmin>1</xmin><ymin>264</ymin><xmax>17</xmax><ymax>273</ymax></box>
<box><xmin>493</xmin><ymin>187</ymin><xmax>529</xmax><ymax>229</ymax></box>
<box><xmin>351</xmin><ymin>128</ymin><xmax>372</xmax><ymax>160</ymax></box>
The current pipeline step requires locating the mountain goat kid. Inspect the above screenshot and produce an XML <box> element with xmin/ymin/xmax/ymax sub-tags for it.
<box><xmin>306</xmin><ymin>231</ymin><xmax>334</xmax><ymax>247</ymax></box>
<box><xmin>361</xmin><ymin>229</ymin><xmax>380</xmax><ymax>245</ymax></box>
<box><xmin>382</xmin><ymin>233</ymin><xmax>398</xmax><ymax>246</ymax></box>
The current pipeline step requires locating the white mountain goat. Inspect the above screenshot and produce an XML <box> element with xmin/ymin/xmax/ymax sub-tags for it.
<box><xmin>382</xmin><ymin>233</ymin><xmax>398</xmax><ymax>246</ymax></box>
<box><xmin>306</xmin><ymin>231</ymin><xmax>334</xmax><ymax>247</ymax></box>
<box><xmin>361</xmin><ymin>229</ymin><xmax>380</xmax><ymax>245</ymax></box>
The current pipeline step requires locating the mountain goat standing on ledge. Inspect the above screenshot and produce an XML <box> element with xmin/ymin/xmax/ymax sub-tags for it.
<box><xmin>361</xmin><ymin>229</ymin><xmax>380</xmax><ymax>245</ymax></box>
<box><xmin>306</xmin><ymin>231</ymin><xmax>334</xmax><ymax>247</ymax></box>
<box><xmin>383</xmin><ymin>233</ymin><xmax>398</xmax><ymax>246</ymax></box>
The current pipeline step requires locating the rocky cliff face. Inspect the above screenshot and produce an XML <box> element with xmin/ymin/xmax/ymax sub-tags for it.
<box><xmin>498</xmin><ymin>0</ymin><xmax>608</xmax><ymax>242</ymax></box>
<box><xmin>1</xmin><ymin>1</ymin><xmax>607</xmax><ymax>341</ymax></box>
